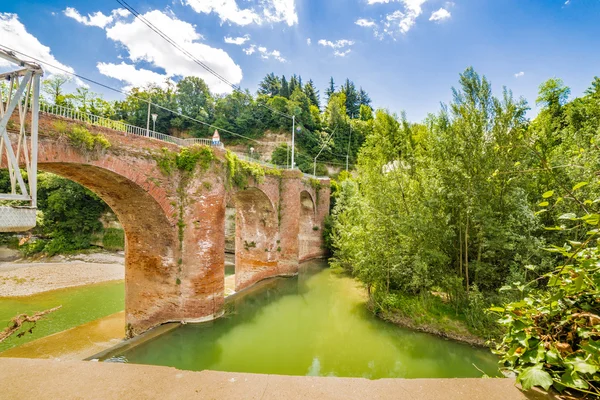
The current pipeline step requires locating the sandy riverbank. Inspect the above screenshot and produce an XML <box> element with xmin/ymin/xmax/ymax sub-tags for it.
<box><xmin>0</xmin><ymin>252</ymin><xmax>124</xmax><ymax>297</ymax></box>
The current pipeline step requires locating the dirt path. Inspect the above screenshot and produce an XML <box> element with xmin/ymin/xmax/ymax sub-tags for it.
<box><xmin>0</xmin><ymin>253</ymin><xmax>124</xmax><ymax>297</ymax></box>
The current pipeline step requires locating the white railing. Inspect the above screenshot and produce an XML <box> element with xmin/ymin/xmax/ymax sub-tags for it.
<box><xmin>39</xmin><ymin>103</ymin><xmax>328</xmax><ymax>179</ymax></box>
<box><xmin>185</xmin><ymin>137</ymin><xmax>216</xmax><ymax>147</ymax></box>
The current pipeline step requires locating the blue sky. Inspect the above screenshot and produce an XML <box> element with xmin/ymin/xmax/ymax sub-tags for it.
<box><xmin>1</xmin><ymin>0</ymin><xmax>599</xmax><ymax>122</ymax></box>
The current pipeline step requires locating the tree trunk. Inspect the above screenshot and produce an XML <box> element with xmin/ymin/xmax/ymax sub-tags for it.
<box><xmin>459</xmin><ymin>223</ymin><xmax>463</xmax><ymax>279</ymax></box>
<box><xmin>465</xmin><ymin>214</ymin><xmax>470</xmax><ymax>296</ymax></box>
<box><xmin>476</xmin><ymin>228</ymin><xmax>483</xmax><ymax>285</ymax></box>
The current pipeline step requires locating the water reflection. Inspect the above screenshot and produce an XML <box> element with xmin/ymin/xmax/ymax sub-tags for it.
<box><xmin>108</xmin><ymin>261</ymin><xmax>499</xmax><ymax>379</ymax></box>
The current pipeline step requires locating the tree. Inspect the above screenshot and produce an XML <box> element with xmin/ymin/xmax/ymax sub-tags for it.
<box><xmin>289</xmin><ymin>74</ymin><xmax>299</xmax><ymax>95</ymax></box>
<box><xmin>325</xmin><ymin>77</ymin><xmax>336</xmax><ymax>100</ymax></box>
<box><xmin>304</xmin><ymin>79</ymin><xmax>320</xmax><ymax>109</ymax></box>
<box><xmin>280</xmin><ymin>75</ymin><xmax>290</xmax><ymax>98</ymax></box>
<box><xmin>536</xmin><ymin>78</ymin><xmax>571</xmax><ymax>110</ymax></box>
<box><xmin>258</xmin><ymin>73</ymin><xmax>281</xmax><ymax>97</ymax></box>
<box><xmin>42</xmin><ymin>75</ymin><xmax>71</xmax><ymax>106</ymax></box>
<box><xmin>341</xmin><ymin>79</ymin><xmax>360</xmax><ymax>117</ymax></box>
<box><xmin>175</xmin><ymin>76</ymin><xmax>214</xmax><ymax>136</ymax></box>
<box><xmin>358</xmin><ymin>87</ymin><xmax>371</xmax><ymax>108</ymax></box>
<box><xmin>359</xmin><ymin>104</ymin><xmax>373</xmax><ymax>121</ymax></box>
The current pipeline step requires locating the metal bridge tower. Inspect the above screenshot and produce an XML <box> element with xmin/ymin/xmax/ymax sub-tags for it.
<box><xmin>0</xmin><ymin>49</ymin><xmax>43</xmax><ymax>232</ymax></box>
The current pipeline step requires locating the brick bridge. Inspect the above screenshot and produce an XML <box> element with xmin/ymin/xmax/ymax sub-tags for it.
<box><xmin>5</xmin><ymin>112</ymin><xmax>330</xmax><ymax>337</ymax></box>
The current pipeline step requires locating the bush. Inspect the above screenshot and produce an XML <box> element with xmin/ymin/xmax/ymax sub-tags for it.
<box><xmin>66</xmin><ymin>125</ymin><xmax>111</xmax><ymax>151</ymax></box>
<box><xmin>102</xmin><ymin>228</ymin><xmax>125</xmax><ymax>251</ymax></box>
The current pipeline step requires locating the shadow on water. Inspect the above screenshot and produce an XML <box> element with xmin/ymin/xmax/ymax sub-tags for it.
<box><xmin>106</xmin><ymin>261</ymin><xmax>500</xmax><ymax>379</ymax></box>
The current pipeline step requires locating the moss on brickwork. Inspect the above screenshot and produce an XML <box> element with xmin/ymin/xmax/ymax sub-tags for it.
<box><xmin>55</xmin><ymin>123</ymin><xmax>111</xmax><ymax>152</ymax></box>
<box><xmin>176</xmin><ymin>146</ymin><xmax>214</xmax><ymax>173</ymax></box>
<box><xmin>225</xmin><ymin>151</ymin><xmax>267</xmax><ymax>189</ymax></box>
<box><xmin>155</xmin><ymin>145</ymin><xmax>214</xmax><ymax>176</ymax></box>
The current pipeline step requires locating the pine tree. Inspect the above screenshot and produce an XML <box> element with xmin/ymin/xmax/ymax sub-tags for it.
<box><xmin>325</xmin><ymin>77</ymin><xmax>336</xmax><ymax>101</ymax></box>
<box><xmin>358</xmin><ymin>87</ymin><xmax>372</xmax><ymax>108</ymax></box>
<box><xmin>342</xmin><ymin>79</ymin><xmax>360</xmax><ymax>117</ymax></box>
<box><xmin>280</xmin><ymin>75</ymin><xmax>290</xmax><ymax>98</ymax></box>
<box><xmin>289</xmin><ymin>75</ymin><xmax>298</xmax><ymax>96</ymax></box>
<box><xmin>304</xmin><ymin>79</ymin><xmax>320</xmax><ymax>109</ymax></box>
<box><xmin>257</xmin><ymin>73</ymin><xmax>281</xmax><ymax>97</ymax></box>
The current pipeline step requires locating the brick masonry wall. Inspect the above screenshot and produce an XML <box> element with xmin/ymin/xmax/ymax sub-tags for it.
<box><xmin>3</xmin><ymin>112</ymin><xmax>331</xmax><ymax>336</ymax></box>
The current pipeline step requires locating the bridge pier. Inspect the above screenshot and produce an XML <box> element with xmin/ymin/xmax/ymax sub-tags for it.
<box><xmin>5</xmin><ymin>113</ymin><xmax>330</xmax><ymax>337</ymax></box>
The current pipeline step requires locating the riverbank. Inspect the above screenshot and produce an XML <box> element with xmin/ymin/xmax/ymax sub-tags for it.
<box><xmin>0</xmin><ymin>252</ymin><xmax>124</xmax><ymax>297</ymax></box>
<box><xmin>0</xmin><ymin>311</ymin><xmax>125</xmax><ymax>360</ymax></box>
<box><xmin>379</xmin><ymin>310</ymin><xmax>487</xmax><ymax>348</ymax></box>
<box><xmin>0</xmin><ymin>358</ymin><xmax>554</xmax><ymax>400</ymax></box>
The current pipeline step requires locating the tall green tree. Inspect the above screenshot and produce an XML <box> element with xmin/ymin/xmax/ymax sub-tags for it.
<box><xmin>325</xmin><ymin>77</ymin><xmax>336</xmax><ymax>101</ymax></box>
<box><xmin>258</xmin><ymin>73</ymin><xmax>281</xmax><ymax>97</ymax></box>
<box><xmin>304</xmin><ymin>79</ymin><xmax>320</xmax><ymax>108</ymax></box>
<box><xmin>280</xmin><ymin>76</ymin><xmax>290</xmax><ymax>98</ymax></box>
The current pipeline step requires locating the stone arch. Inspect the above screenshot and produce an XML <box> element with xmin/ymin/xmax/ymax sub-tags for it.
<box><xmin>38</xmin><ymin>162</ymin><xmax>181</xmax><ymax>336</ymax></box>
<box><xmin>299</xmin><ymin>190</ymin><xmax>318</xmax><ymax>261</ymax></box>
<box><xmin>231</xmin><ymin>187</ymin><xmax>280</xmax><ymax>291</ymax></box>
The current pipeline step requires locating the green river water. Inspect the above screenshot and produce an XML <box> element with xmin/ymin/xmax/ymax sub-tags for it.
<box><xmin>0</xmin><ymin>281</ymin><xmax>124</xmax><ymax>352</ymax></box>
<box><xmin>107</xmin><ymin>262</ymin><xmax>500</xmax><ymax>379</ymax></box>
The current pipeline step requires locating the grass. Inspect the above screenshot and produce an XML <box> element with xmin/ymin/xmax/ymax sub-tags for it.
<box><xmin>378</xmin><ymin>290</ymin><xmax>501</xmax><ymax>342</ymax></box>
<box><xmin>102</xmin><ymin>228</ymin><xmax>125</xmax><ymax>251</ymax></box>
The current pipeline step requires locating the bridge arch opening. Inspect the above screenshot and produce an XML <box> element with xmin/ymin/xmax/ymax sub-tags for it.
<box><xmin>299</xmin><ymin>190</ymin><xmax>317</xmax><ymax>262</ymax></box>
<box><xmin>38</xmin><ymin>162</ymin><xmax>180</xmax><ymax>337</ymax></box>
<box><xmin>227</xmin><ymin>187</ymin><xmax>279</xmax><ymax>293</ymax></box>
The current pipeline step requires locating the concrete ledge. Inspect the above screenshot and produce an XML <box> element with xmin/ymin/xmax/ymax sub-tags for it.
<box><xmin>0</xmin><ymin>358</ymin><xmax>554</xmax><ymax>400</ymax></box>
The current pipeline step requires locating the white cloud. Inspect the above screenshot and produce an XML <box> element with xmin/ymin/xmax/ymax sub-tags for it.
<box><xmin>307</xmin><ymin>38</ymin><xmax>311</xmax><ymax>45</ymax></box>
<box><xmin>183</xmin><ymin>0</ymin><xmax>297</xmax><ymax>26</ymax></box>
<box><xmin>361</xmin><ymin>0</ymin><xmax>428</xmax><ymax>38</ymax></box>
<box><xmin>103</xmin><ymin>10</ymin><xmax>242</xmax><ymax>93</ymax></box>
<box><xmin>514</xmin><ymin>71</ymin><xmax>525</xmax><ymax>78</ymax></box>
<box><xmin>240</xmin><ymin>43</ymin><xmax>285</xmax><ymax>62</ymax></box>
<box><xmin>318</xmin><ymin>39</ymin><xmax>354</xmax><ymax>57</ymax></box>
<box><xmin>97</xmin><ymin>62</ymin><xmax>171</xmax><ymax>90</ymax></box>
<box><xmin>262</xmin><ymin>0</ymin><xmax>298</xmax><ymax>26</ymax></box>
<box><xmin>355</xmin><ymin>18</ymin><xmax>376</xmax><ymax>28</ymax></box>
<box><xmin>224</xmin><ymin>35</ymin><xmax>250</xmax><ymax>45</ymax></box>
<box><xmin>429</xmin><ymin>8</ymin><xmax>451</xmax><ymax>21</ymax></box>
<box><xmin>0</xmin><ymin>13</ymin><xmax>84</xmax><ymax>85</ymax></box>
<box><xmin>257</xmin><ymin>47</ymin><xmax>286</xmax><ymax>62</ymax></box>
<box><xmin>318</xmin><ymin>39</ymin><xmax>355</xmax><ymax>49</ymax></box>
<box><xmin>63</xmin><ymin>7</ymin><xmax>130</xmax><ymax>28</ymax></box>
<box><xmin>334</xmin><ymin>49</ymin><xmax>351</xmax><ymax>57</ymax></box>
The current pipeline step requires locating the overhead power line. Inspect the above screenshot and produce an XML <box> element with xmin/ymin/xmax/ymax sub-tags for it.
<box><xmin>0</xmin><ymin>44</ymin><xmax>263</xmax><ymax>144</ymax></box>
<box><xmin>114</xmin><ymin>0</ymin><xmax>296</xmax><ymax>121</ymax></box>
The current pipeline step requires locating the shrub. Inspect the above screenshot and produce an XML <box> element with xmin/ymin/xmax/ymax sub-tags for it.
<box><xmin>102</xmin><ymin>228</ymin><xmax>125</xmax><ymax>251</ymax></box>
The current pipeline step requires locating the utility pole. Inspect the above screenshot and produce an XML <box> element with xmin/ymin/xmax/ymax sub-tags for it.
<box><xmin>146</xmin><ymin>97</ymin><xmax>151</xmax><ymax>137</ymax></box>
<box><xmin>291</xmin><ymin>115</ymin><xmax>296</xmax><ymax>169</ymax></box>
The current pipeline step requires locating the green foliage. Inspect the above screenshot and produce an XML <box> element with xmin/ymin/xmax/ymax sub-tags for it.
<box><xmin>155</xmin><ymin>146</ymin><xmax>214</xmax><ymax>175</ymax></box>
<box><xmin>225</xmin><ymin>151</ymin><xmax>266</xmax><ymax>189</ymax></box>
<box><xmin>64</xmin><ymin>125</ymin><xmax>111</xmax><ymax>151</ymax></box>
<box><xmin>491</xmin><ymin>187</ymin><xmax>600</xmax><ymax>396</ymax></box>
<box><xmin>327</xmin><ymin>68</ymin><xmax>600</xmax><ymax>356</ymax></box>
<box><xmin>62</xmin><ymin>123</ymin><xmax>110</xmax><ymax>151</ymax></box>
<box><xmin>175</xmin><ymin>145</ymin><xmax>214</xmax><ymax>173</ymax></box>
<box><xmin>102</xmin><ymin>228</ymin><xmax>125</xmax><ymax>251</ymax></box>
<box><xmin>13</xmin><ymin>172</ymin><xmax>108</xmax><ymax>256</ymax></box>
<box><xmin>155</xmin><ymin>148</ymin><xmax>177</xmax><ymax>175</ymax></box>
